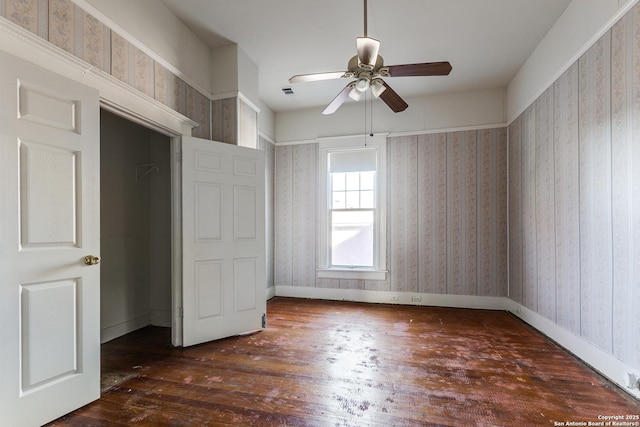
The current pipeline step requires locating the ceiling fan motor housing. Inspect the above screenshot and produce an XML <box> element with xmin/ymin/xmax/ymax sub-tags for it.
<box><xmin>348</xmin><ymin>55</ymin><xmax>387</xmax><ymax>91</ymax></box>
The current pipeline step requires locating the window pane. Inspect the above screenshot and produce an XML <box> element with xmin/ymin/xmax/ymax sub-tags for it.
<box><xmin>360</xmin><ymin>171</ymin><xmax>375</xmax><ymax>190</ymax></box>
<box><xmin>345</xmin><ymin>191</ymin><xmax>360</xmax><ymax>209</ymax></box>
<box><xmin>330</xmin><ymin>210</ymin><xmax>374</xmax><ymax>267</ymax></box>
<box><xmin>332</xmin><ymin>173</ymin><xmax>346</xmax><ymax>191</ymax></box>
<box><xmin>360</xmin><ymin>191</ymin><xmax>375</xmax><ymax>208</ymax></box>
<box><xmin>345</xmin><ymin>172</ymin><xmax>360</xmax><ymax>191</ymax></box>
<box><xmin>332</xmin><ymin>191</ymin><xmax>345</xmax><ymax>209</ymax></box>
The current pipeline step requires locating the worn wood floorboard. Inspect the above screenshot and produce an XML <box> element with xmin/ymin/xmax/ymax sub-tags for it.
<box><xmin>48</xmin><ymin>297</ymin><xmax>639</xmax><ymax>426</ymax></box>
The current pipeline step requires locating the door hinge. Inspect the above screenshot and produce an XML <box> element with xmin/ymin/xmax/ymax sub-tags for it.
<box><xmin>178</xmin><ymin>306</ymin><xmax>183</xmax><ymax>318</ymax></box>
<box><xmin>262</xmin><ymin>313</ymin><xmax>266</xmax><ymax>328</ymax></box>
<box><xmin>176</xmin><ymin>151</ymin><xmax>182</xmax><ymax>163</ymax></box>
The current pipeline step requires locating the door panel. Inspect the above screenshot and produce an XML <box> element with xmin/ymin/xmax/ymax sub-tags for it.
<box><xmin>0</xmin><ymin>52</ymin><xmax>100</xmax><ymax>427</ymax></box>
<box><xmin>21</xmin><ymin>279</ymin><xmax>79</xmax><ymax>390</ymax></box>
<box><xmin>182</xmin><ymin>136</ymin><xmax>266</xmax><ymax>347</ymax></box>
<box><xmin>20</xmin><ymin>141</ymin><xmax>79</xmax><ymax>246</ymax></box>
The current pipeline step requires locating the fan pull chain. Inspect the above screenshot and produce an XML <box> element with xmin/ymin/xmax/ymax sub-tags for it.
<box><xmin>370</xmin><ymin>89</ymin><xmax>374</xmax><ymax>138</ymax></box>
<box><xmin>364</xmin><ymin>89</ymin><xmax>368</xmax><ymax>146</ymax></box>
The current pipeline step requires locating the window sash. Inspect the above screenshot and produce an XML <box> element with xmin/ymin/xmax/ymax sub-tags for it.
<box><xmin>329</xmin><ymin>208</ymin><xmax>375</xmax><ymax>268</ymax></box>
<box><xmin>317</xmin><ymin>134</ymin><xmax>387</xmax><ymax>280</ymax></box>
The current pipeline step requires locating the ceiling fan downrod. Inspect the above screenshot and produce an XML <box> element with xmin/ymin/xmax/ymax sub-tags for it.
<box><xmin>363</xmin><ymin>0</ymin><xmax>368</xmax><ymax>37</ymax></box>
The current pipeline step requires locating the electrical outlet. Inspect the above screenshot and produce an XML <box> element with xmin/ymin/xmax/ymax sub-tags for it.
<box><xmin>391</xmin><ymin>295</ymin><xmax>399</xmax><ymax>302</ymax></box>
<box><xmin>625</xmin><ymin>372</ymin><xmax>639</xmax><ymax>390</ymax></box>
<box><xmin>411</xmin><ymin>296</ymin><xmax>421</xmax><ymax>302</ymax></box>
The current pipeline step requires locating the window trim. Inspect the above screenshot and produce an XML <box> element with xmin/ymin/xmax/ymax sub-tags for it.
<box><xmin>317</xmin><ymin>134</ymin><xmax>387</xmax><ymax>281</ymax></box>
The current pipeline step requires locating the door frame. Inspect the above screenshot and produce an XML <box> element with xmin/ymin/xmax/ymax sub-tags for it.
<box><xmin>0</xmin><ymin>13</ymin><xmax>197</xmax><ymax>348</ymax></box>
<box><xmin>101</xmin><ymin>101</ymin><xmax>185</xmax><ymax>347</ymax></box>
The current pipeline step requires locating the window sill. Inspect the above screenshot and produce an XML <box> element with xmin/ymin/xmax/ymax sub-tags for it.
<box><xmin>317</xmin><ymin>269</ymin><xmax>388</xmax><ymax>281</ymax></box>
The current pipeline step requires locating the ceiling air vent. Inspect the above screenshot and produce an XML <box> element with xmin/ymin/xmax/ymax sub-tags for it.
<box><xmin>281</xmin><ymin>87</ymin><xmax>294</xmax><ymax>95</ymax></box>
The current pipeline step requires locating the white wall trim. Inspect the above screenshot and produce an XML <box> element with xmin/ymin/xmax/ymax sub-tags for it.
<box><xmin>101</xmin><ymin>313</ymin><xmax>150</xmax><ymax>344</ymax></box>
<box><xmin>316</xmin><ymin>132</ymin><xmax>390</xmax><ymax>142</ymax></box>
<box><xmin>275</xmin><ymin>125</ymin><xmax>509</xmax><ymax>146</ymax></box>
<box><xmin>238</xmin><ymin>91</ymin><xmax>261</xmax><ymax>114</ymax></box>
<box><xmin>210</xmin><ymin>90</ymin><xmax>240</xmax><ymax>102</ymax></box>
<box><xmin>100</xmin><ymin>98</ymin><xmax>192</xmax><ymax>137</ymax></box>
<box><xmin>507</xmin><ymin>300</ymin><xmax>640</xmax><ymax>401</ymax></box>
<box><xmin>388</xmin><ymin>123</ymin><xmax>508</xmax><ymax>138</ymax></box>
<box><xmin>275</xmin><ymin>286</ymin><xmax>509</xmax><ymax>310</ymax></box>
<box><xmin>258</xmin><ymin>131</ymin><xmax>276</xmax><ymax>146</ymax></box>
<box><xmin>150</xmin><ymin>309</ymin><xmax>172</xmax><ymax>328</ymax></box>
<box><xmin>266</xmin><ymin>286</ymin><xmax>276</xmax><ymax>300</ymax></box>
<box><xmin>275</xmin><ymin>138</ymin><xmax>319</xmax><ymax>147</ymax></box>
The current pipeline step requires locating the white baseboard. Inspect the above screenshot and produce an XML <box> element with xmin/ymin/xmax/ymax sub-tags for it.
<box><xmin>100</xmin><ymin>313</ymin><xmax>150</xmax><ymax>344</ymax></box>
<box><xmin>274</xmin><ymin>286</ymin><xmax>509</xmax><ymax>310</ymax></box>
<box><xmin>266</xmin><ymin>285</ymin><xmax>276</xmax><ymax>300</ymax></box>
<box><xmin>507</xmin><ymin>300</ymin><xmax>640</xmax><ymax>401</ymax></box>
<box><xmin>150</xmin><ymin>309</ymin><xmax>171</xmax><ymax>328</ymax></box>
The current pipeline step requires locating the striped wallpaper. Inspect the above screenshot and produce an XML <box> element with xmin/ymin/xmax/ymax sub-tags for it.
<box><xmin>508</xmin><ymin>2</ymin><xmax>640</xmax><ymax>370</ymax></box>
<box><xmin>0</xmin><ymin>0</ymin><xmax>212</xmax><ymax>138</ymax></box>
<box><xmin>274</xmin><ymin>128</ymin><xmax>508</xmax><ymax>297</ymax></box>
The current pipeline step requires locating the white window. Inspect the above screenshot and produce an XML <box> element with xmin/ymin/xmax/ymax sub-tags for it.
<box><xmin>318</xmin><ymin>135</ymin><xmax>387</xmax><ymax>281</ymax></box>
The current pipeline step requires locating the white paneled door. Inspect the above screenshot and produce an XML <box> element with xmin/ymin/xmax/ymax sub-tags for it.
<box><xmin>181</xmin><ymin>136</ymin><xmax>266</xmax><ymax>347</ymax></box>
<box><xmin>0</xmin><ymin>53</ymin><xmax>101</xmax><ymax>425</ymax></box>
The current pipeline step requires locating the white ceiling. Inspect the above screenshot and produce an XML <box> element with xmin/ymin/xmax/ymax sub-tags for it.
<box><xmin>160</xmin><ymin>0</ymin><xmax>572</xmax><ymax>113</ymax></box>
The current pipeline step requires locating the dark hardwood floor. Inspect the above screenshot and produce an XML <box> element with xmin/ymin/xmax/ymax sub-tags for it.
<box><xmin>48</xmin><ymin>297</ymin><xmax>639</xmax><ymax>426</ymax></box>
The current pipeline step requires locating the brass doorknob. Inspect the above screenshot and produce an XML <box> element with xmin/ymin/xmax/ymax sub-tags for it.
<box><xmin>83</xmin><ymin>255</ymin><xmax>100</xmax><ymax>266</ymax></box>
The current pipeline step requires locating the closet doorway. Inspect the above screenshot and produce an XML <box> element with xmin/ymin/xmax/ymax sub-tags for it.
<box><xmin>99</xmin><ymin>109</ymin><xmax>172</xmax><ymax>390</ymax></box>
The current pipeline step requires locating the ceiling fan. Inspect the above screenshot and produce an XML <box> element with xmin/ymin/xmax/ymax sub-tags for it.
<box><xmin>288</xmin><ymin>0</ymin><xmax>452</xmax><ymax>115</ymax></box>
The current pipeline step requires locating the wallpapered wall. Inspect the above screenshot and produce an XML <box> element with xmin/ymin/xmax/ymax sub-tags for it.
<box><xmin>0</xmin><ymin>0</ymin><xmax>211</xmax><ymax>139</ymax></box>
<box><xmin>258</xmin><ymin>135</ymin><xmax>276</xmax><ymax>291</ymax></box>
<box><xmin>275</xmin><ymin>128</ymin><xmax>508</xmax><ymax>296</ymax></box>
<box><xmin>0</xmin><ymin>0</ymin><xmax>274</xmax><ymax>284</ymax></box>
<box><xmin>509</xmin><ymin>3</ymin><xmax>640</xmax><ymax>369</ymax></box>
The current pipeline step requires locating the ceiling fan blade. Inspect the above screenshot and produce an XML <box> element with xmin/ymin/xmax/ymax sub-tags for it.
<box><xmin>387</xmin><ymin>61</ymin><xmax>452</xmax><ymax>77</ymax></box>
<box><xmin>289</xmin><ymin>71</ymin><xmax>347</xmax><ymax>84</ymax></box>
<box><xmin>379</xmin><ymin>81</ymin><xmax>408</xmax><ymax>113</ymax></box>
<box><xmin>322</xmin><ymin>83</ymin><xmax>355</xmax><ymax>115</ymax></box>
<box><xmin>356</xmin><ymin>37</ymin><xmax>380</xmax><ymax>69</ymax></box>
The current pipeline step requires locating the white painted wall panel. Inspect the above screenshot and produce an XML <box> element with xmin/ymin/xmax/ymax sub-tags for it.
<box><xmin>276</xmin><ymin>89</ymin><xmax>506</xmax><ymax>144</ymax></box>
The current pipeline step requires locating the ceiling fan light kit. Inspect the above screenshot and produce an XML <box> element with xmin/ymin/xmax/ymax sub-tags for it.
<box><xmin>288</xmin><ymin>0</ymin><xmax>452</xmax><ymax>115</ymax></box>
<box><xmin>348</xmin><ymin>84</ymin><xmax>363</xmax><ymax>101</ymax></box>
